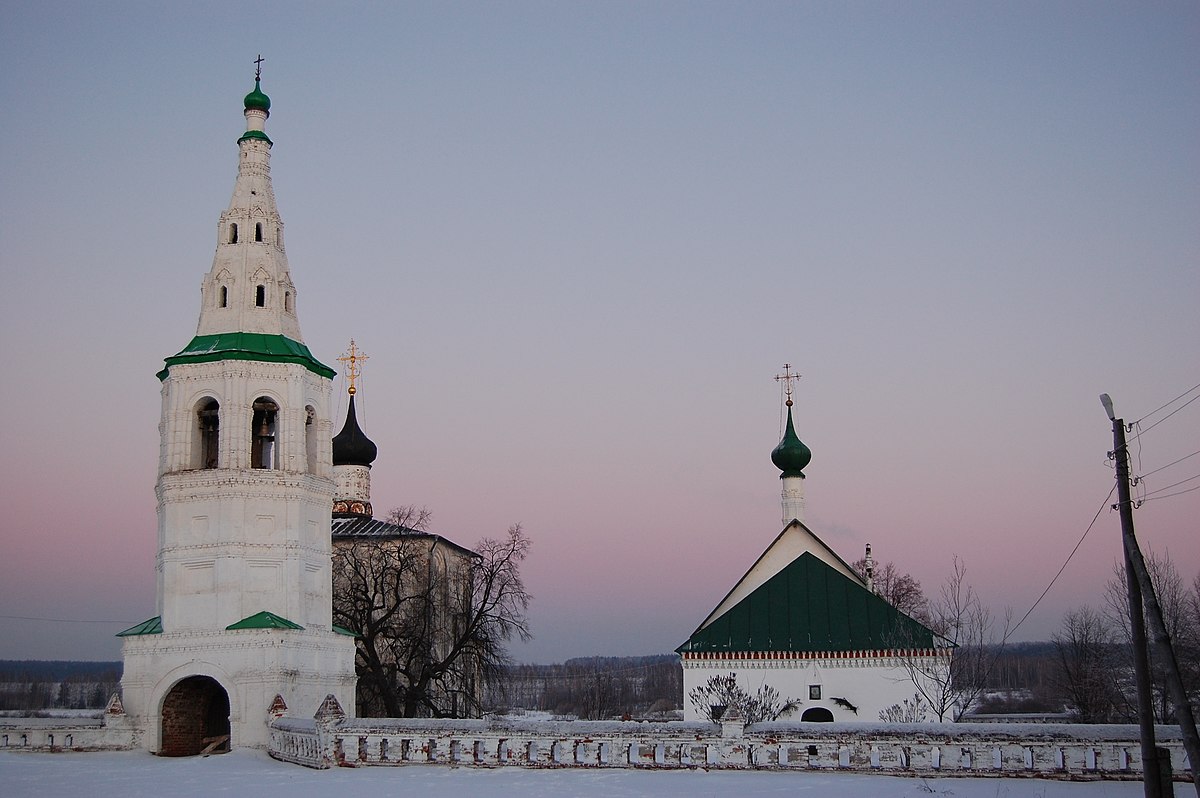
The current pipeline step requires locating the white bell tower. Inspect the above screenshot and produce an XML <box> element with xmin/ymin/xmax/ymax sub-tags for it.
<box><xmin>120</xmin><ymin>63</ymin><xmax>356</xmax><ymax>754</ymax></box>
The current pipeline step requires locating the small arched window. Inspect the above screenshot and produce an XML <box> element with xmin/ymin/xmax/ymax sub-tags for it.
<box><xmin>252</xmin><ymin>397</ymin><xmax>278</xmax><ymax>469</ymax></box>
<box><xmin>284</xmin><ymin>292</ymin><xmax>293</xmax><ymax>313</ymax></box>
<box><xmin>219</xmin><ymin>286</ymin><xmax>228</xmax><ymax>308</ymax></box>
<box><xmin>255</xmin><ymin>223</ymin><xmax>263</xmax><ymax>242</ymax></box>
<box><xmin>255</xmin><ymin>285</ymin><xmax>266</xmax><ymax>307</ymax></box>
<box><xmin>305</xmin><ymin>405</ymin><xmax>318</xmax><ymax>473</ymax></box>
<box><xmin>197</xmin><ymin>399</ymin><xmax>220</xmax><ymax>469</ymax></box>
<box><xmin>229</xmin><ymin>223</ymin><xmax>238</xmax><ymax>244</ymax></box>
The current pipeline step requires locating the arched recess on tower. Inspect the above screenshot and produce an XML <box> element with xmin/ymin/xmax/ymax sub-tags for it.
<box><xmin>159</xmin><ymin>675</ymin><xmax>231</xmax><ymax>756</ymax></box>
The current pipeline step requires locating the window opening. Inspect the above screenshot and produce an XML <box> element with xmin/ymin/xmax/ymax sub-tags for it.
<box><xmin>229</xmin><ymin>223</ymin><xmax>238</xmax><ymax>244</ymax></box>
<box><xmin>285</xmin><ymin>292</ymin><xmax>292</xmax><ymax>313</ymax></box>
<box><xmin>255</xmin><ymin>285</ymin><xmax>265</xmax><ymax>307</ymax></box>
<box><xmin>305</xmin><ymin>405</ymin><xmax>317</xmax><ymax>473</ymax></box>
<box><xmin>255</xmin><ymin>223</ymin><xmax>263</xmax><ymax>242</ymax></box>
<box><xmin>219</xmin><ymin>286</ymin><xmax>228</xmax><ymax>308</ymax></box>
<box><xmin>252</xmin><ymin>398</ymin><xmax>278</xmax><ymax>469</ymax></box>
<box><xmin>198</xmin><ymin>399</ymin><xmax>220</xmax><ymax>469</ymax></box>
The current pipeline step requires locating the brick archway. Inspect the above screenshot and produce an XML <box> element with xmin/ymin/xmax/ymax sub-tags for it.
<box><xmin>159</xmin><ymin>675</ymin><xmax>231</xmax><ymax>756</ymax></box>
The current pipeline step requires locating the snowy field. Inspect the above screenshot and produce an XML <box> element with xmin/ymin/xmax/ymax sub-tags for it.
<box><xmin>0</xmin><ymin>749</ymin><xmax>1189</xmax><ymax>798</ymax></box>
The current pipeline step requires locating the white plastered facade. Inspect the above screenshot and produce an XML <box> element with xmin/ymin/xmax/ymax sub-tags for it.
<box><xmin>120</xmin><ymin>82</ymin><xmax>356</xmax><ymax>751</ymax></box>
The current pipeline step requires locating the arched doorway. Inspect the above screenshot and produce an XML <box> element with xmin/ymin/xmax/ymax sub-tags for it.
<box><xmin>159</xmin><ymin>676</ymin><xmax>230</xmax><ymax>756</ymax></box>
<box><xmin>801</xmin><ymin>706</ymin><xmax>834</xmax><ymax>722</ymax></box>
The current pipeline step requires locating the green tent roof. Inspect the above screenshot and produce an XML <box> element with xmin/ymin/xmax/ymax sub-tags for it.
<box><xmin>116</xmin><ymin>616</ymin><xmax>163</xmax><ymax>636</ymax></box>
<box><xmin>677</xmin><ymin>552</ymin><xmax>937</xmax><ymax>654</ymax></box>
<box><xmin>158</xmin><ymin>332</ymin><xmax>335</xmax><ymax>380</ymax></box>
<box><xmin>225</xmin><ymin>610</ymin><xmax>304</xmax><ymax>630</ymax></box>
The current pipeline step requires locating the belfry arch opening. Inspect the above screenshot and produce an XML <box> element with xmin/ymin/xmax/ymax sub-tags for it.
<box><xmin>255</xmin><ymin>222</ymin><xmax>263</xmax><ymax>242</ymax></box>
<box><xmin>255</xmin><ymin>285</ymin><xmax>266</xmax><ymax>307</ymax></box>
<box><xmin>252</xmin><ymin>397</ymin><xmax>278</xmax><ymax>469</ymax></box>
<box><xmin>304</xmin><ymin>404</ymin><xmax>317</xmax><ymax>473</ymax></box>
<box><xmin>801</xmin><ymin>707</ymin><xmax>834</xmax><ymax>723</ymax></box>
<box><xmin>159</xmin><ymin>676</ymin><xmax>230</xmax><ymax>756</ymax></box>
<box><xmin>228</xmin><ymin>223</ymin><xmax>238</xmax><ymax>243</ymax></box>
<box><xmin>196</xmin><ymin>398</ymin><xmax>219</xmax><ymax>469</ymax></box>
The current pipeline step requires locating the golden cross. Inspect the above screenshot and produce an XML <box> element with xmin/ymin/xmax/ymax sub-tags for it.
<box><xmin>337</xmin><ymin>340</ymin><xmax>368</xmax><ymax>395</ymax></box>
<box><xmin>774</xmin><ymin>363</ymin><xmax>801</xmax><ymax>407</ymax></box>
<box><xmin>254</xmin><ymin>54</ymin><xmax>265</xmax><ymax>81</ymax></box>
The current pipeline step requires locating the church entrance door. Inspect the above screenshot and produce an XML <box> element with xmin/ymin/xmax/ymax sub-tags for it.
<box><xmin>159</xmin><ymin>676</ymin><xmax>231</xmax><ymax>756</ymax></box>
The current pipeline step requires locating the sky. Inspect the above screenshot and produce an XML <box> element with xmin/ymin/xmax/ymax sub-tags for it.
<box><xmin>0</xmin><ymin>2</ymin><xmax>1197</xmax><ymax>665</ymax></box>
<box><xmin>1</xmin><ymin>748</ymin><xmax>1178</xmax><ymax>798</ymax></box>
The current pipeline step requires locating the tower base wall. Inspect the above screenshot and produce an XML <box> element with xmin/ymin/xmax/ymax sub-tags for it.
<box><xmin>121</xmin><ymin>628</ymin><xmax>356</xmax><ymax>752</ymax></box>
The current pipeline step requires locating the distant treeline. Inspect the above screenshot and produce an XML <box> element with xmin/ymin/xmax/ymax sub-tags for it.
<box><xmin>490</xmin><ymin>654</ymin><xmax>684</xmax><ymax>720</ymax></box>
<box><xmin>0</xmin><ymin>660</ymin><xmax>122</xmax><ymax>711</ymax></box>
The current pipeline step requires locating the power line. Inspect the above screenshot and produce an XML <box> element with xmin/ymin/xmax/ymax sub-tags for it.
<box><xmin>1132</xmin><ymin>392</ymin><xmax>1200</xmax><ymax>438</ymax></box>
<box><xmin>1137</xmin><ymin>449</ymin><xmax>1200</xmax><ymax>480</ymax></box>
<box><xmin>1141</xmin><ymin>484</ymin><xmax>1200</xmax><ymax>504</ymax></box>
<box><xmin>1007</xmin><ymin>484</ymin><xmax>1115</xmax><ymax>639</ymax></box>
<box><xmin>0</xmin><ymin>614</ymin><xmax>135</xmax><ymax>625</ymax></box>
<box><xmin>1140</xmin><ymin>472</ymin><xmax>1200</xmax><ymax>498</ymax></box>
<box><xmin>1133</xmin><ymin>381</ymin><xmax>1200</xmax><ymax>427</ymax></box>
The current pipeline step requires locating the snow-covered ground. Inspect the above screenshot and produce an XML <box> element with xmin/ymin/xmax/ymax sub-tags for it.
<box><xmin>0</xmin><ymin>749</ymin><xmax>1189</xmax><ymax>798</ymax></box>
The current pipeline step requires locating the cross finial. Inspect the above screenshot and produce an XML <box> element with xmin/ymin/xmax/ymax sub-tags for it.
<box><xmin>337</xmin><ymin>340</ymin><xmax>368</xmax><ymax>395</ymax></box>
<box><xmin>774</xmin><ymin>363</ymin><xmax>801</xmax><ymax>407</ymax></box>
<box><xmin>254</xmin><ymin>54</ymin><xmax>265</xmax><ymax>82</ymax></box>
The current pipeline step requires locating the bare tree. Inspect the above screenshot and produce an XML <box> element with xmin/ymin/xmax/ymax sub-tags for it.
<box><xmin>688</xmin><ymin>672</ymin><xmax>798</xmax><ymax>724</ymax></box>
<box><xmin>852</xmin><ymin>556</ymin><xmax>931</xmax><ymax>624</ymax></box>
<box><xmin>1101</xmin><ymin>549</ymin><xmax>1200</xmax><ymax>723</ymax></box>
<box><xmin>1052</xmin><ymin>606</ymin><xmax>1122</xmax><ymax>722</ymax></box>
<box><xmin>879</xmin><ymin>693</ymin><xmax>928</xmax><ymax>723</ymax></box>
<box><xmin>890</xmin><ymin>557</ymin><xmax>1007</xmax><ymax>721</ymax></box>
<box><xmin>332</xmin><ymin>508</ymin><xmax>533</xmax><ymax>718</ymax></box>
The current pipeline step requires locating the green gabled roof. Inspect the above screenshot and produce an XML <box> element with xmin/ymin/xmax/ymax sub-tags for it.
<box><xmin>116</xmin><ymin>616</ymin><xmax>163</xmax><ymax>636</ymax></box>
<box><xmin>225</xmin><ymin>610</ymin><xmax>304</xmax><ymax>630</ymax></box>
<box><xmin>677</xmin><ymin>552</ymin><xmax>936</xmax><ymax>654</ymax></box>
<box><xmin>158</xmin><ymin>332</ymin><xmax>335</xmax><ymax>380</ymax></box>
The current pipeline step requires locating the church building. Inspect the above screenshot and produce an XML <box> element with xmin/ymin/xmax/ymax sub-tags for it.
<box><xmin>118</xmin><ymin>71</ymin><xmax>357</xmax><ymax>754</ymax></box>
<box><xmin>678</xmin><ymin>375</ymin><xmax>947</xmax><ymax>723</ymax></box>
<box><xmin>325</xmin><ymin>345</ymin><xmax>484</xmax><ymax>719</ymax></box>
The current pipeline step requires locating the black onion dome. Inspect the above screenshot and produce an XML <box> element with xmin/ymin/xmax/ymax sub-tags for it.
<box><xmin>332</xmin><ymin>394</ymin><xmax>377</xmax><ymax>466</ymax></box>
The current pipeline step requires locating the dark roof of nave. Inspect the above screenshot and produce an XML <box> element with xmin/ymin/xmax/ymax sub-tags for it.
<box><xmin>331</xmin><ymin>516</ymin><xmax>478</xmax><ymax>558</ymax></box>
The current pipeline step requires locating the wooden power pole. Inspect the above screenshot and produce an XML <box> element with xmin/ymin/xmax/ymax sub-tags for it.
<box><xmin>1102</xmin><ymin>393</ymin><xmax>1200</xmax><ymax>796</ymax></box>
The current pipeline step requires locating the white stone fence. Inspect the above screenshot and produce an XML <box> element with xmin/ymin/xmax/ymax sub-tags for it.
<box><xmin>0</xmin><ymin>701</ymin><xmax>138</xmax><ymax>752</ymax></box>
<box><xmin>269</xmin><ymin>707</ymin><xmax>1191</xmax><ymax>781</ymax></box>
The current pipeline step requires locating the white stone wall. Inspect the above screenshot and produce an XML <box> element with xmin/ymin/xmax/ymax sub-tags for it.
<box><xmin>268</xmin><ymin>715</ymin><xmax>1193</xmax><ymax>780</ymax></box>
<box><xmin>121</xmin><ymin>628</ymin><xmax>355</xmax><ymax>751</ymax></box>
<box><xmin>155</xmin><ymin>359</ymin><xmax>337</xmax><ymax>630</ymax></box>
<box><xmin>681</xmin><ymin>651</ymin><xmax>948</xmax><ymax>723</ymax></box>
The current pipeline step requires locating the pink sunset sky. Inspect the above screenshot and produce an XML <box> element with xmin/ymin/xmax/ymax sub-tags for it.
<box><xmin>1</xmin><ymin>2</ymin><xmax>1197</xmax><ymax>665</ymax></box>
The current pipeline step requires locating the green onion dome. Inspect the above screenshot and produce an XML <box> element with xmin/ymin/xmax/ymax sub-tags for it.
<box><xmin>771</xmin><ymin>403</ymin><xmax>811</xmax><ymax>478</ymax></box>
<box><xmin>244</xmin><ymin>79</ymin><xmax>271</xmax><ymax>112</ymax></box>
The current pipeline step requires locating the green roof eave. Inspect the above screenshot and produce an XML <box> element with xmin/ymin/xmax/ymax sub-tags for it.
<box><xmin>677</xmin><ymin>552</ymin><xmax>938</xmax><ymax>655</ymax></box>
<box><xmin>237</xmin><ymin>130</ymin><xmax>273</xmax><ymax>145</ymax></box>
<box><xmin>158</xmin><ymin>332</ymin><xmax>335</xmax><ymax>380</ymax></box>
<box><xmin>117</xmin><ymin>616</ymin><xmax>163</xmax><ymax>636</ymax></box>
<box><xmin>226</xmin><ymin>610</ymin><xmax>304</xmax><ymax>630</ymax></box>
<box><xmin>333</xmin><ymin>624</ymin><xmax>357</xmax><ymax>637</ymax></box>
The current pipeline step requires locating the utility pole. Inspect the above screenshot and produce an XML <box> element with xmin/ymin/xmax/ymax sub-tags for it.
<box><xmin>1102</xmin><ymin>394</ymin><xmax>1200</xmax><ymax>796</ymax></box>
